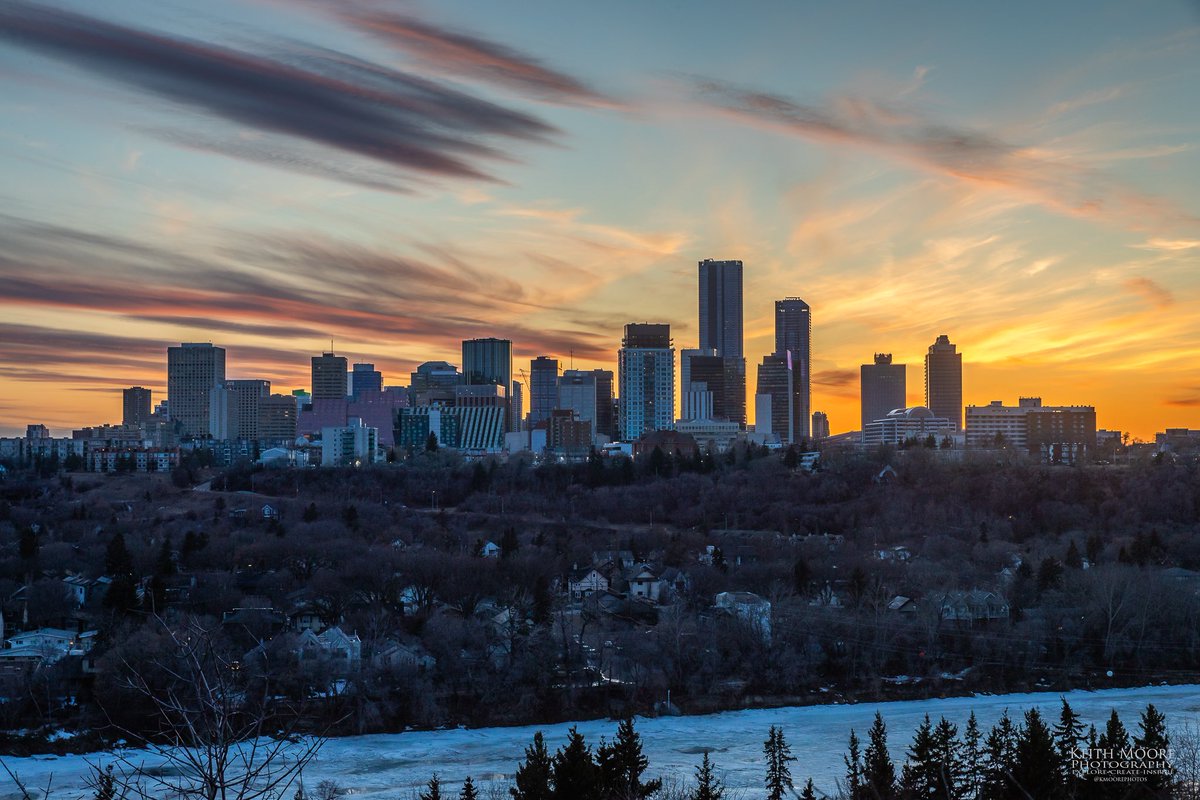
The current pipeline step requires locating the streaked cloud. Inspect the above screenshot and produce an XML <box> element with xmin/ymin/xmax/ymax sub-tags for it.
<box><xmin>338</xmin><ymin>10</ymin><xmax>622</xmax><ymax>108</ymax></box>
<box><xmin>1123</xmin><ymin>276</ymin><xmax>1175</xmax><ymax>309</ymax></box>
<box><xmin>0</xmin><ymin>0</ymin><xmax>557</xmax><ymax>187</ymax></box>
<box><xmin>689</xmin><ymin>77</ymin><xmax>1198</xmax><ymax>233</ymax></box>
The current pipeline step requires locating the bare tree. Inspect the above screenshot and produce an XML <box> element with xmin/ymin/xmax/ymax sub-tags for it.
<box><xmin>88</xmin><ymin>617</ymin><xmax>327</xmax><ymax>800</ymax></box>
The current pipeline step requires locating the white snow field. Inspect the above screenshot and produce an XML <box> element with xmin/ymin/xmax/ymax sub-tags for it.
<box><xmin>3</xmin><ymin>684</ymin><xmax>1199</xmax><ymax>799</ymax></box>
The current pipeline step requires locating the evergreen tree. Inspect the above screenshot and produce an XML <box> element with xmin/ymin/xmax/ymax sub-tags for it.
<box><xmin>980</xmin><ymin>711</ymin><xmax>1018</xmax><ymax>800</ymax></box>
<box><xmin>105</xmin><ymin>532</ymin><xmax>133</xmax><ymax>575</ymax></box>
<box><xmin>18</xmin><ymin>526</ymin><xmax>38</xmax><ymax>563</ymax></box>
<box><xmin>1133</xmin><ymin>704</ymin><xmax>1172</xmax><ymax>796</ymax></box>
<box><xmin>763</xmin><ymin>726</ymin><xmax>795</xmax><ymax>800</ymax></box>
<box><xmin>1052</xmin><ymin>699</ymin><xmax>1086</xmax><ymax>796</ymax></box>
<box><xmin>862</xmin><ymin>712</ymin><xmax>897</xmax><ymax>800</ymax></box>
<box><xmin>419</xmin><ymin>775</ymin><xmax>442</xmax><ymax>800</ymax></box>
<box><xmin>793</xmin><ymin>558</ymin><xmax>811</xmax><ymax>595</ymax></box>
<box><xmin>155</xmin><ymin>536</ymin><xmax>175</xmax><ymax>576</ymax></box>
<box><xmin>931</xmin><ymin>716</ymin><xmax>964</xmax><ymax>800</ymax></box>
<box><xmin>689</xmin><ymin>752</ymin><xmax>724</xmax><ymax>800</ymax></box>
<box><xmin>459</xmin><ymin>777</ymin><xmax>478</xmax><ymax>800</ymax></box>
<box><xmin>845</xmin><ymin>729</ymin><xmax>863</xmax><ymax>800</ymax></box>
<box><xmin>900</xmin><ymin>714</ymin><xmax>936</xmax><ymax>799</ymax></box>
<box><xmin>1097</xmin><ymin>710</ymin><xmax>1129</xmax><ymax>751</ymax></box>
<box><xmin>1009</xmin><ymin>709</ymin><xmax>1059</xmax><ymax>800</ymax></box>
<box><xmin>962</xmin><ymin>712</ymin><xmax>982</xmax><ymax>800</ymax></box>
<box><xmin>1064</xmin><ymin>540</ymin><xmax>1082</xmax><ymax>569</ymax></box>
<box><xmin>597</xmin><ymin>718</ymin><xmax>660</xmax><ymax>799</ymax></box>
<box><xmin>511</xmin><ymin>731</ymin><xmax>553</xmax><ymax>800</ymax></box>
<box><xmin>500</xmin><ymin>527</ymin><xmax>520</xmax><ymax>559</ymax></box>
<box><xmin>799</xmin><ymin>778</ymin><xmax>817</xmax><ymax>800</ymax></box>
<box><xmin>551</xmin><ymin>727</ymin><xmax>598</xmax><ymax>800</ymax></box>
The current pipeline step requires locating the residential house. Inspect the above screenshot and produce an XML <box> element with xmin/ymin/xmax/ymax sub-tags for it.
<box><xmin>1</xmin><ymin>627</ymin><xmax>96</xmax><ymax>664</ymax></box>
<box><xmin>714</xmin><ymin>591</ymin><xmax>772</xmax><ymax>642</ymax></box>
<box><xmin>593</xmin><ymin>550</ymin><xmax>636</xmax><ymax>570</ymax></box>
<box><xmin>568</xmin><ymin>566</ymin><xmax>609</xmax><ymax>600</ymax></box>
<box><xmin>372</xmin><ymin>639</ymin><xmax>436</xmax><ymax>672</ymax></box>
<box><xmin>296</xmin><ymin>626</ymin><xmax>362</xmax><ymax>673</ymax></box>
<box><xmin>628</xmin><ymin>565</ymin><xmax>664</xmax><ymax>603</ymax></box>
<box><xmin>936</xmin><ymin>590</ymin><xmax>1010</xmax><ymax>623</ymax></box>
<box><xmin>480</xmin><ymin>541</ymin><xmax>502</xmax><ymax>558</ymax></box>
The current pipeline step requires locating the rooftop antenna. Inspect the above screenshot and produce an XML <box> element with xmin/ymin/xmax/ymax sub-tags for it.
<box><xmin>570</xmin><ymin>349</ymin><xmax>574</xmax><ymax>370</ymax></box>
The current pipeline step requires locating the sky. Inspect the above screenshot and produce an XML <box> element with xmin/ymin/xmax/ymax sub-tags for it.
<box><xmin>0</xmin><ymin>0</ymin><xmax>1198</xmax><ymax>440</ymax></box>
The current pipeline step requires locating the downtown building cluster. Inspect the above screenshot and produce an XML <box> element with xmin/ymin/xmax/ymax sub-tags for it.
<box><xmin>1</xmin><ymin>258</ymin><xmax>1128</xmax><ymax>470</ymax></box>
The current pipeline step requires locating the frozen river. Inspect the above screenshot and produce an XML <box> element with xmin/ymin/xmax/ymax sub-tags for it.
<box><xmin>4</xmin><ymin>684</ymin><xmax>1199</xmax><ymax>799</ymax></box>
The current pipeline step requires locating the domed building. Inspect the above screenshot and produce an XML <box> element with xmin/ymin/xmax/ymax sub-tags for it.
<box><xmin>862</xmin><ymin>406</ymin><xmax>956</xmax><ymax>446</ymax></box>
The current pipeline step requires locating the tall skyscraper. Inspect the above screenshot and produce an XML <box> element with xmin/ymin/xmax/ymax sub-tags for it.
<box><xmin>592</xmin><ymin>369</ymin><xmax>615</xmax><ymax>440</ymax></box>
<box><xmin>351</xmin><ymin>363</ymin><xmax>382</xmax><ymax>399</ymax></box>
<box><xmin>680</xmin><ymin>347</ymin><xmax>717</xmax><ymax>421</ymax></box>
<box><xmin>122</xmin><ymin>386</ymin><xmax>152</xmax><ymax>427</ymax></box>
<box><xmin>529</xmin><ymin>356</ymin><xmax>559</xmax><ymax>428</ymax></box>
<box><xmin>774</xmin><ymin>298</ymin><xmax>811</xmax><ymax>440</ymax></box>
<box><xmin>811</xmin><ymin>411</ymin><xmax>830</xmax><ymax>440</ymax></box>
<box><xmin>755</xmin><ymin>354</ymin><xmax>791</xmax><ymax>441</ymax></box>
<box><xmin>698</xmin><ymin>259</ymin><xmax>746</xmax><ymax>426</ymax></box>
<box><xmin>463</xmin><ymin>338</ymin><xmax>515</xmax><ymax>429</ymax></box>
<box><xmin>167</xmin><ymin>343</ymin><xmax>226</xmax><ymax>438</ymax></box>
<box><xmin>617</xmin><ymin>323</ymin><xmax>675</xmax><ymax>441</ymax></box>
<box><xmin>227</xmin><ymin>379</ymin><xmax>270</xmax><ymax>440</ymax></box>
<box><xmin>311</xmin><ymin>352</ymin><xmax>348</xmax><ymax>400</ymax></box>
<box><xmin>510</xmin><ymin>380</ymin><xmax>524</xmax><ymax>433</ymax></box>
<box><xmin>259</xmin><ymin>394</ymin><xmax>298</xmax><ymax>444</ymax></box>
<box><xmin>558</xmin><ymin>370</ymin><xmax>598</xmax><ymax>437</ymax></box>
<box><xmin>860</xmin><ymin>353</ymin><xmax>906</xmax><ymax>437</ymax></box>
<box><xmin>925</xmin><ymin>334</ymin><xmax>963</xmax><ymax>431</ymax></box>
<box><xmin>698</xmin><ymin>259</ymin><xmax>744</xmax><ymax>358</ymax></box>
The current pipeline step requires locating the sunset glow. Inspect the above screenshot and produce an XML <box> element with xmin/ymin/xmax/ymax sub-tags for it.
<box><xmin>1</xmin><ymin>0</ymin><xmax>1198</xmax><ymax>439</ymax></box>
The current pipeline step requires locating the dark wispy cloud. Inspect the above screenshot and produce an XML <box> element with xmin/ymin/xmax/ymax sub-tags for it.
<box><xmin>339</xmin><ymin>10</ymin><xmax>621</xmax><ymax>108</ymax></box>
<box><xmin>0</xmin><ymin>216</ymin><xmax>615</xmax><ymax>364</ymax></box>
<box><xmin>814</xmin><ymin>368</ymin><xmax>857</xmax><ymax>388</ymax></box>
<box><xmin>1123</xmin><ymin>276</ymin><xmax>1175</xmax><ymax>309</ymax></box>
<box><xmin>689</xmin><ymin>78</ymin><xmax>1199</xmax><ymax>233</ymax></box>
<box><xmin>0</xmin><ymin>0</ymin><xmax>558</xmax><ymax>187</ymax></box>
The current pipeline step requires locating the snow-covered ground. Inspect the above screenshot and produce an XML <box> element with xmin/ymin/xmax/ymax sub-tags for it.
<box><xmin>3</xmin><ymin>684</ymin><xmax>1199</xmax><ymax>799</ymax></box>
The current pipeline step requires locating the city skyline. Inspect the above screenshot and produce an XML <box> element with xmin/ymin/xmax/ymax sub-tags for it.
<box><xmin>1</xmin><ymin>1</ymin><xmax>1198</xmax><ymax>439</ymax></box>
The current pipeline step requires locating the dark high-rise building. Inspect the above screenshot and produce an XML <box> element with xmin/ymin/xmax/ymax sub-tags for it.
<box><xmin>259</xmin><ymin>394</ymin><xmax>298</xmax><ymax>444</ymax></box>
<box><xmin>510</xmin><ymin>380</ymin><xmax>523</xmax><ymax>433</ymax></box>
<box><xmin>755</xmin><ymin>354</ymin><xmax>791</xmax><ymax>441</ymax></box>
<box><xmin>925</xmin><ymin>334</ymin><xmax>963</xmax><ymax>432</ymax></box>
<box><xmin>698</xmin><ymin>259</ymin><xmax>746</xmax><ymax>426</ymax></box>
<box><xmin>167</xmin><ymin>343</ymin><xmax>226</xmax><ymax>438</ymax></box>
<box><xmin>462</xmin><ymin>337</ymin><xmax>515</xmax><ymax>429</ymax></box>
<box><xmin>860</xmin><ymin>353</ymin><xmax>906</xmax><ymax>438</ymax></box>
<box><xmin>227</xmin><ymin>379</ymin><xmax>270</xmax><ymax>441</ymax></box>
<box><xmin>618</xmin><ymin>323</ymin><xmax>675</xmax><ymax>441</ymax></box>
<box><xmin>351</xmin><ymin>363</ymin><xmax>382</xmax><ymax>399</ymax></box>
<box><xmin>409</xmin><ymin>361</ymin><xmax>462</xmax><ymax>390</ymax></box>
<box><xmin>593</xmin><ymin>369</ymin><xmax>615</xmax><ymax>440</ymax></box>
<box><xmin>311</xmin><ymin>352</ymin><xmax>348</xmax><ymax>400</ymax></box>
<box><xmin>686</xmin><ymin>354</ymin><xmax>746</xmax><ymax>425</ymax></box>
<box><xmin>529</xmin><ymin>356</ymin><xmax>559</xmax><ymax>428</ymax></box>
<box><xmin>812</xmin><ymin>411</ymin><xmax>830</xmax><ymax>440</ymax></box>
<box><xmin>774</xmin><ymin>298</ymin><xmax>811</xmax><ymax>440</ymax></box>
<box><xmin>123</xmin><ymin>386</ymin><xmax>152</xmax><ymax>427</ymax></box>
<box><xmin>698</xmin><ymin>259</ymin><xmax>744</xmax><ymax>358</ymax></box>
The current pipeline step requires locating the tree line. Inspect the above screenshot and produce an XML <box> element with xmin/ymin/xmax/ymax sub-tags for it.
<box><xmin>405</xmin><ymin>701</ymin><xmax>1177</xmax><ymax>799</ymax></box>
